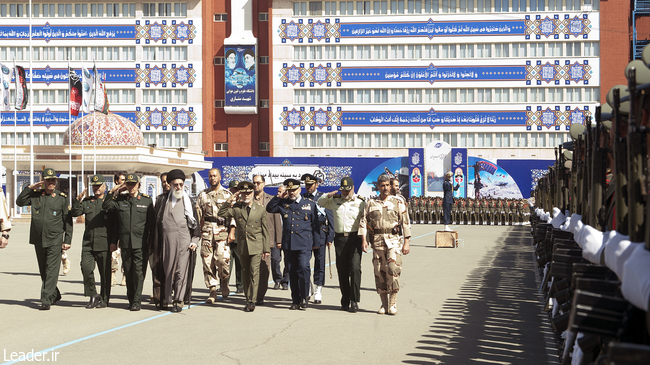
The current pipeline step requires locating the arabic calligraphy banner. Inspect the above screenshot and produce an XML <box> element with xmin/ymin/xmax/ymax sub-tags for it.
<box><xmin>225</xmin><ymin>45</ymin><xmax>257</xmax><ymax>108</ymax></box>
<box><xmin>11</xmin><ymin>68</ymin><xmax>136</xmax><ymax>85</ymax></box>
<box><xmin>0</xmin><ymin>24</ymin><xmax>136</xmax><ymax>40</ymax></box>
<box><xmin>0</xmin><ymin>110</ymin><xmax>136</xmax><ymax>127</ymax></box>
<box><xmin>340</xmin><ymin>19</ymin><xmax>525</xmax><ymax>38</ymax></box>
<box><xmin>343</xmin><ymin>110</ymin><xmax>525</xmax><ymax>127</ymax></box>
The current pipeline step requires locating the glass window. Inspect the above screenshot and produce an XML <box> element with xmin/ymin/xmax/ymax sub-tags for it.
<box><xmin>512</xmin><ymin>43</ymin><xmax>527</xmax><ymax>57</ymax></box>
<box><xmin>584</xmin><ymin>42</ymin><xmax>599</xmax><ymax>56</ymax></box>
<box><xmin>325</xmin><ymin>133</ymin><xmax>338</xmax><ymax>147</ymax></box>
<box><xmin>513</xmin><ymin>88</ymin><xmax>527</xmax><ymax>102</ymax></box>
<box><xmin>374</xmin><ymin>0</ymin><xmax>389</xmax><ymax>13</ymax></box>
<box><xmin>324</xmin><ymin>89</ymin><xmax>337</xmax><ymax>103</ymax></box>
<box><xmin>356</xmin><ymin>45</ymin><xmax>371</xmax><ymax>59</ymax></box>
<box><xmin>476</xmin><ymin>0</ymin><xmax>490</xmax><ymax>12</ymax></box>
<box><xmin>424</xmin><ymin>89</ymin><xmax>439</xmax><ymax>103</ymax></box>
<box><xmin>374</xmin><ymin>133</ymin><xmax>388</xmax><ymax>147</ymax></box>
<box><xmin>494</xmin><ymin>88</ymin><xmax>509</xmax><ymax>102</ymax></box>
<box><xmin>357</xmin><ymin>133</ymin><xmax>371</xmax><ymax>147</ymax></box>
<box><xmin>340</xmin><ymin>133</ymin><xmax>354</xmax><ymax>147</ymax></box>
<box><xmin>340</xmin><ymin>45</ymin><xmax>354</xmax><ymax>59</ymax></box>
<box><xmin>309</xmin><ymin>1</ymin><xmax>323</xmax><ymax>15</ymax></box>
<box><xmin>442</xmin><ymin>44</ymin><xmax>456</xmax><ymax>58</ymax></box>
<box><xmin>310</xmin><ymin>133</ymin><xmax>324</xmax><ymax>147</ymax></box>
<box><xmin>390</xmin><ymin>45</ymin><xmax>404</xmax><ymax>59</ymax></box>
<box><xmin>340</xmin><ymin>1</ymin><xmax>354</xmax><ymax>14</ymax></box>
<box><xmin>477</xmin><ymin>88</ymin><xmax>491</xmax><ymax>102</ymax></box>
<box><xmin>530</xmin><ymin>88</ymin><xmax>545</xmax><ymax>102</ymax></box>
<box><xmin>495</xmin><ymin>133</ymin><xmax>510</xmax><ymax>147</ymax></box>
<box><xmin>357</xmin><ymin>1</ymin><xmax>371</xmax><ymax>14</ymax></box>
<box><xmin>324</xmin><ymin>1</ymin><xmax>337</xmax><ymax>15</ymax></box>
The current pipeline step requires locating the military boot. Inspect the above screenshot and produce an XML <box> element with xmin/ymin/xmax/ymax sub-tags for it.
<box><xmin>388</xmin><ymin>292</ymin><xmax>397</xmax><ymax>315</ymax></box>
<box><xmin>220</xmin><ymin>279</ymin><xmax>230</xmax><ymax>298</ymax></box>
<box><xmin>378</xmin><ymin>293</ymin><xmax>388</xmax><ymax>314</ymax></box>
<box><xmin>207</xmin><ymin>287</ymin><xmax>218</xmax><ymax>304</ymax></box>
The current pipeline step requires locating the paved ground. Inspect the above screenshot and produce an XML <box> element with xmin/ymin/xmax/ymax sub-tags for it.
<box><xmin>0</xmin><ymin>222</ymin><xmax>556</xmax><ymax>365</ymax></box>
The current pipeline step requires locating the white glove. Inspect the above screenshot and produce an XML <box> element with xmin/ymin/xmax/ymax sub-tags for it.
<box><xmin>621</xmin><ymin>245</ymin><xmax>650</xmax><ymax>311</ymax></box>
<box><xmin>580</xmin><ymin>224</ymin><xmax>605</xmax><ymax>264</ymax></box>
<box><xmin>602</xmin><ymin>231</ymin><xmax>634</xmax><ymax>280</ymax></box>
<box><xmin>551</xmin><ymin>208</ymin><xmax>565</xmax><ymax>228</ymax></box>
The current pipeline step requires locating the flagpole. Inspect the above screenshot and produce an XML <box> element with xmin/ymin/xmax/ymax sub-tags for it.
<box><xmin>68</xmin><ymin>60</ymin><xmax>72</xmax><ymax>207</ymax></box>
<box><xmin>93</xmin><ymin>61</ymin><xmax>97</xmax><ymax>174</ymax></box>
<box><xmin>28</xmin><ymin>0</ymin><xmax>33</xmax><ymax>185</ymax></box>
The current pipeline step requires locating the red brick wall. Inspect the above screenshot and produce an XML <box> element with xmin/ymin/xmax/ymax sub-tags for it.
<box><xmin>202</xmin><ymin>0</ymin><xmax>271</xmax><ymax>157</ymax></box>
<box><xmin>600</xmin><ymin>0</ymin><xmax>631</xmax><ymax>102</ymax></box>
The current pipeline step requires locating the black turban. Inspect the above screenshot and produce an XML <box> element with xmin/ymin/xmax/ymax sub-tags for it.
<box><xmin>167</xmin><ymin>169</ymin><xmax>186</xmax><ymax>183</ymax></box>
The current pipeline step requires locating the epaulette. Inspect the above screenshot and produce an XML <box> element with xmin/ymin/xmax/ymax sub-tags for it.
<box><xmin>357</xmin><ymin>196</ymin><xmax>365</xmax><ymax>201</ymax></box>
<box><xmin>59</xmin><ymin>192</ymin><xmax>67</xmax><ymax>198</ymax></box>
<box><xmin>142</xmin><ymin>194</ymin><xmax>150</xmax><ymax>198</ymax></box>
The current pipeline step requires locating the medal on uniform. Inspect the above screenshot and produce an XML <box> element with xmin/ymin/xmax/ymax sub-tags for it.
<box><xmin>51</xmin><ymin>193</ymin><xmax>55</xmax><ymax>197</ymax></box>
<box><xmin>284</xmin><ymin>214</ymin><xmax>288</xmax><ymax>218</ymax></box>
<box><xmin>304</xmin><ymin>215</ymin><xmax>308</xmax><ymax>221</ymax></box>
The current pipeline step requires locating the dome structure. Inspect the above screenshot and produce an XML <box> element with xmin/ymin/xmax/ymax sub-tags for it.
<box><xmin>63</xmin><ymin>112</ymin><xmax>144</xmax><ymax>146</ymax></box>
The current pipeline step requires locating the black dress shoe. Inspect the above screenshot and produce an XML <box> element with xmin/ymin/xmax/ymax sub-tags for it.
<box><xmin>349</xmin><ymin>301</ymin><xmax>359</xmax><ymax>313</ymax></box>
<box><xmin>171</xmin><ymin>304</ymin><xmax>182</xmax><ymax>313</ymax></box>
<box><xmin>244</xmin><ymin>302</ymin><xmax>255</xmax><ymax>312</ymax></box>
<box><xmin>340</xmin><ymin>305</ymin><xmax>349</xmax><ymax>311</ymax></box>
<box><xmin>289</xmin><ymin>304</ymin><xmax>299</xmax><ymax>310</ymax></box>
<box><xmin>86</xmin><ymin>294</ymin><xmax>100</xmax><ymax>309</ymax></box>
<box><xmin>52</xmin><ymin>291</ymin><xmax>62</xmax><ymax>305</ymax></box>
<box><xmin>39</xmin><ymin>304</ymin><xmax>51</xmax><ymax>310</ymax></box>
<box><xmin>236</xmin><ymin>288</ymin><xmax>244</xmax><ymax>294</ymax></box>
<box><xmin>300</xmin><ymin>298</ymin><xmax>308</xmax><ymax>309</ymax></box>
<box><xmin>95</xmin><ymin>301</ymin><xmax>107</xmax><ymax>309</ymax></box>
<box><xmin>281</xmin><ymin>284</ymin><xmax>289</xmax><ymax>290</ymax></box>
<box><xmin>255</xmin><ymin>299</ymin><xmax>265</xmax><ymax>306</ymax></box>
<box><xmin>130</xmin><ymin>305</ymin><xmax>141</xmax><ymax>311</ymax></box>
<box><xmin>273</xmin><ymin>282</ymin><xmax>281</xmax><ymax>290</ymax></box>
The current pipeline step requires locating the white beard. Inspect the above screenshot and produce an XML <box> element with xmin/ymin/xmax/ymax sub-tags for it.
<box><xmin>173</xmin><ymin>190</ymin><xmax>183</xmax><ymax>199</ymax></box>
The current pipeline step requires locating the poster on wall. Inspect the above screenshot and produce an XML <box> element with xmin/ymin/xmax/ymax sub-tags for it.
<box><xmin>424</xmin><ymin>141</ymin><xmax>451</xmax><ymax>195</ymax></box>
<box><xmin>408</xmin><ymin>148</ymin><xmax>423</xmax><ymax>198</ymax></box>
<box><xmin>467</xmin><ymin>157</ymin><xmax>523</xmax><ymax>199</ymax></box>
<box><xmin>450</xmin><ymin>148</ymin><xmax>467</xmax><ymax>199</ymax></box>
<box><xmin>224</xmin><ymin>45</ymin><xmax>256</xmax><ymax>108</ymax></box>
<box><xmin>357</xmin><ymin>157</ymin><xmax>408</xmax><ymax>198</ymax></box>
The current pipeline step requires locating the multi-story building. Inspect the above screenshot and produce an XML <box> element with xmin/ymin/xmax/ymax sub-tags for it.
<box><xmin>0</xmin><ymin>1</ymin><xmax>204</xmax><ymax>171</ymax></box>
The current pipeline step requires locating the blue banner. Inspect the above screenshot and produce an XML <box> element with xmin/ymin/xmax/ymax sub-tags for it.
<box><xmin>1</xmin><ymin>110</ymin><xmax>136</xmax><ymax>127</ymax></box>
<box><xmin>11</xmin><ymin>68</ymin><xmax>136</xmax><ymax>85</ymax></box>
<box><xmin>468</xmin><ymin>157</ymin><xmax>523</xmax><ymax>199</ymax></box>
<box><xmin>450</xmin><ymin>148</ymin><xmax>467</xmax><ymax>198</ymax></box>
<box><xmin>342</xmin><ymin>110</ymin><xmax>526</xmax><ymax>127</ymax></box>
<box><xmin>0</xmin><ymin>24</ymin><xmax>136</xmax><ymax>40</ymax></box>
<box><xmin>339</xmin><ymin>19</ymin><xmax>526</xmax><ymax>38</ymax></box>
<box><xmin>225</xmin><ymin>45</ymin><xmax>256</xmax><ymax>107</ymax></box>
<box><xmin>408</xmin><ymin>148</ymin><xmax>424</xmax><ymax>198</ymax></box>
<box><xmin>342</xmin><ymin>65</ymin><xmax>525</xmax><ymax>82</ymax></box>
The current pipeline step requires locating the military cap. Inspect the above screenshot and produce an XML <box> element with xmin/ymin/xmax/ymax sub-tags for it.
<box><xmin>339</xmin><ymin>177</ymin><xmax>354</xmax><ymax>191</ymax></box>
<box><xmin>229</xmin><ymin>180</ymin><xmax>239</xmax><ymax>189</ymax></box>
<box><xmin>124</xmin><ymin>173</ymin><xmax>139</xmax><ymax>183</ymax></box>
<box><xmin>284</xmin><ymin>178</ymin><xmax>301</xmax><ymax>190</ymax></box>
<box><xmin>445</xmin><ymin>171</ymin><xmax>453</xmax><ymax>177</ymax></box>
<box><xmin>42</xmin><ymin>168</ymin><xmax>57</xmax><ymax>179</ymax></box>
<box><xmin>237</xmin><ymin>181</ymin><xmax>254</xmax><ymax>193</ymax></box>
<box><xmin>301</xmin><ymin>173</ymin><xmax>320</xmax><ymax>185</ymax></box>
<box><xmin>90</xmin><ymin>174</ymin><xmax>105</xmax><ymax>186</ymax></box>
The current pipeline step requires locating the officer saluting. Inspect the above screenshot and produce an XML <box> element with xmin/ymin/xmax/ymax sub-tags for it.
<box><xmin>102</xmin><ymin>173</ymin><xmax>155</xmax><ymax>311</ymax></box>
<box><xmin>70</xmin><ymin>174</ymin><xmax>113</xmax><ymax>309</ymax></box>
<box><xmin>16</xmin><ymin>168</ymin><xmax>73</xmax><ymax>310</ymax></box>
<box><xmin>317</xmin><ymin>177</ymin><xmax>365</xmax><ymax>312</ymax></box>
<box><xmin>266</xmin><ymin>178</ymin><xmax>320</xmax><ymax>310</ymax></box>
<box><xmin>300</xmin><ymin>173</ymin><xmax>334</xmax><ymax>305</ymax></box>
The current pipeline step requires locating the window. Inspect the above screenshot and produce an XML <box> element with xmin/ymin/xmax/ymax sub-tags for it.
<box><xmin>374</xmin><ymin>133</ymin><xmax>388</xmax><ymax>147</ymax></box>
<box><xmin>374</xmin><ymin>89</ymin><xmax>388</xmax><ymax>103</ymax></box>
<box><xmin>259</xmin><ymin>142</ymin><xmax>270</xmax><ymax>151</ymax></box>
<box><xmin>407</xmin><ymin>89</ymin><xmax>422</xmax><ymax>103</ymax></box>
<box><xmin>309</xmin><ymin>45</ymin><xmax>322</xmax><ymax>59</ymax></box>
<box><xmin>324</xmin><ymin>45</ymin><xmax>337</xmax><ymax>59</ymax></box>
<box><xmin>424</xmin><ymin>89</ymin><xmax>439</xmax><ymax>103</ymax></box>
<box><xmin>374</xmin><ymin>0</ymin><xmax>388</xmax><ymax>14</ymax></box>
<box><xmin>121</xmin><ymin>47</ymin><xmax>135</xmax><ymax>61</ymax></box>
<box><xmin>174</xmin><ymin>2</ymin><xmax>187</xmax><ymax>16</ymax></box>
<box><xmin>390</xmin><ymin>45</ymin><xmax>404</xmax><ymax>59</ymax></box>
<box><xmin>512</xmin><ymin>43</ymin><xmax>527</xmax><ymax>57</ymax></box>
<box><xmin>548</xmin><ymin>42</ymin><xmax>563</xmax><ymax>57</ymax></box>
<box><xmin>494</xmin><ymin>0</ymin><xmax>508</xmax><ymax>12</ymax></box>
<box><xmin>57</xmin><ymin>47</ymin><xmax>71</xmax><ymax>61</ymax></box>
<box><xmin>324</xmin><ymin>89</ymin><xmax>337</xmax><ymax>103</ymax></box>
<box><xmin>513</xmin><ymin>88</ymin><xmax>527</xmax><ymax>102</ymax></box>
<box><xmin>460</xmin><ymin>133</ymin><xmax>474</xmax><ymax>147</ymax></box>
<box><xmin>442</xmin><ymin>88</ymin><xmax>457</xmax><ymax>102</ymax></box>
<box><xmin>43</xmin><ymin>90</ymin><xmax>55</xmax><ymax>103</ymax></box>
<box><xmin>548</xmin><ymin>0</ymin><xmax>561</xmax><ymax>11</ymax></box>
<box><xmin>425</xmin><ymin>0</ymin><xmax>440</xmax><ymax>12</ymax></box>
<box><xmin>259</xmin><ymin>99</ymin><xmax>270</xmax><ymax>108</ymax></box>
<box><xmin>357</xmin><ymin>45</ymin><xmax>371</xmax><ymax>59</ymax></box>
<box><xmin>460</xmin><ymin>89</ymin><xmax>474</xmax><ymax>103</ymax></box>
<box><xmin>340</xmin><ymin>133</ymin><xmax>354</xmax><ymax>147</ymax></box>
<box><xmin>91</xmin><ymin>3</ymin><xmax>104</xmax><ymax>17</ymax></box>
<box><xmin>214</xmin><ymin>100</ymin><xmax>224</xmax><ymax>108</ymax></box>
<box><xmin>310</xmin><ymin>90</ymin><xmax>324</xmax><ymax>104</ymax></box>
<box><xmin>442</xmin><ymin>44</ymin><xmax>456</xmax><ymax>58</ymax></box>
<box><xmin>390</xmin><ymin>0</ymin><xmax>406</xmax><ymax>13</ymax></box>
<box><xmin>122</xmin><ymin>90</ymin><xmax>135</xmax><ymax>104</ymax></box>
<box><xmin>530</xmin><ymin>43</ymin><xmax>545</xmax><ymax>57</ymax></box>
<box><xmin>530</xmin><ymin>88</ymin><xmax>545</xmax><ymax>102</ymax></box>
<box><xmin>459</xmin><ymin>0</ymin><xmax>474</xmax><ymax>12</ymax></box>
<box><xmin>294</xmin><ymin>90</ymin><xmax>307</xmax><ymax>104</ymax></box>
<box><xmin>294</xmin><ymin>1</ymin><xmax>306</xmax><ymax>15</ymax></box>
<box><xmin>90</xmin><ymin>47</ymin><xmax>104</xmax><ymax>61</ymax></box>
<box><xmin>494</xmin><ymin>88</ymin><xmax>509</xmax><ymax>102</ymax></box>
<box><xmin>42</xmin><ymin>4</ymin><xmax>55</xmax><ymax>17</ymax></box>
<box><xmin>495</xmin><ymin>133</ymin><xmax>510</xmax><ymax>147</ymax></box>
<box><xmin>584</xmin><ymin>87</ymin><xmax>599</xmax><ymax>102</ymax></box>
<box><xmin>143</xmin><ymin>3</ymin><xmax>156</xmax><ymax>16</ymax></box>
<box><xmin>512</xmin><ymin>133</ymin><xmax>527</xmax><ymax>147</ymax></box>
<box><xmin>548</xmin><ymin>88</ymin><xmax>563</xmax><ymax>102</ymax></box>
<box><xmin>358</xmin><ymin>133</ymin><xmax>372</xmax><ymax>147</ymax></box>
<box><xmin>441</xmin><ymin>0</ymin><xmax>456</xmax><ymax>13</ymax></box>
<box><xmin>477</xmin><ymin>88</ymin><xmax>491</xmax><ymax>102</ymax></box>
<box><xmin>530</xmin><ymin>133</ymin><xmax>546</xmax><ymax>147</ymax></box>
<box><xmin>476</xmin><ymin>44</ymin><xmax>491</xmax><ymax>58</ymax></box>
<box><xmin>258</xmin><ymin>12</ymin><xmax>269</xmax><ymax>21</ymax></box>
<box><xmin>512</xmin><ymin>0</ymin><xmax>525</xmax><ymax>10</ymax></box>
<box><xmin>357</xmin><ymin>1</ymin><xmax>371</xmax><ymax>14</ymax></box>
<box><xmin>324</xmin><ymin>1</ymin><xmax>337</xmax><ymax>14</ymax></box>
<box><xmin>340</xmin><ymin>46</ymin><xmax>354</xmax><ymax>59</ymax></box>
<box><xmin>214</xmin><ymin>143</ymin><xmax>228</xmax><ymax>151</ymax></box>
<box><xmin>340</xmin><ymin>1</ymin><xmax>353</xmax><ymax>14</ymax></box>
<box><xmin>310</xmin><ymin>133</ymin><xmax>324</xmax><ymax>147</ymax></box>
<box><xmin>340</xmin><ymin>90</ymin><xmax>354</xmax><ymax>103</ymax></box>
<box><xmin>259</xmin><ymin>56</ymin><xmax>269</xmax><ymax>64</ymax></box>
<box><xmin>424</xmin><ymin>44</ymin><xmax>439</xmax><ymax>58</ymax></box>
<box><xmin>459</xmin><ymin>44</ymin><xmax>474</xmax><ymax>58</ymax></box>
<box><xmin>495</xmin><ymin>44</ymin><xmax>509</xmax><ymax>57</ymax></box>
<box><xmin>391</xmin><ymin>133</ymin><xmax>406</xmax><ymax>147</ymax></box>
<box><xmin>295</xmin><ymin>134</ymin><xmax>307</xmax><ymax>147</ymax></box>
<box><xmin>566</xmin><ymin>42</ymin><xmax>581</xmax><ymax>57</ymax></box>
<box><xmin>173</xmin><ymin>90</ymin><xmax>187</xmax><ymax>104</ymax></box>
<box><xmin>143</xmin><ymin>46</ymin><xmax>187</xmax><ymax>61</ymax></box>
<box><xmin>356</xmin><ymin>89</ymin><xmax>371</xmax><ymax>104</ymax></box>
<box><xmin>391</xmin><ymin>89</ymin><xmax>405</xmax><ymax>103</ymax></box>
<box><xmin>476</xmin><ymin>0</ymin><xmax>490</xmax><ymax>12</ymax></box>
<box><xmin>107</xmin><ymin>89</ymin><xmax>120</xmax><ymax>104</ymax></box>
<box><xmin>408</xmin><ymin>133</ymin><xmax>423</xmax><ymax>147</ymax></box>
<box><xmin>566</xmin><ymin>88</ymin><xmax>582</xmax><ymax>102</ymax></box>
<box><xmin>106</xmin><ymin>3</ymin><xmax>119</xmax><ymax>17</ymax></box>
<box><xmin>566</xmin><ymin>0</ymin><xmax>581</xmax><ymax>10</ymax></box>
<box><xmin>309</xmin><ymin>1</ymin><xmax>323</xmax><ymax>15</ymax></box>
<box><xmin>58</xmin><ymin>90</ymin><xmax>69</xmax><ymax>104</ymax></box>
<box><xmin>159</xmin><ymin>3</ymin><xmax>172</xmax><ymax>16</ymax></box>
<box><xmin>407</xmin><ymin>45</ymin><xmax>422</xmax><ymax>59</ymax></box>
<box><xmin>530</xmin><ymin>0</ymin><xmax>546</xmax><ymax>11</ymax></box>
<box><xmin>584</xmin><ymin>42</ymin><xmax>599</xmax><ymax>56</ymax></box>
<box><xmin>213</xmin><ymin>13</ymin><xmax>227</xmax><ymax>21</ymax></box>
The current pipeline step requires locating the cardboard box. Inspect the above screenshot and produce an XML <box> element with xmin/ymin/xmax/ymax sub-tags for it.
<box><xmin>436</xmin><ymin>231</ymin><xmax>459</xmax><ymax>248</ymax></box>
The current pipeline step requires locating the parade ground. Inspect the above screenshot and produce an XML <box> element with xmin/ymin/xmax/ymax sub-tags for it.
<box><xmin>0</xmin><ymin>222</ymin><xmax>556</xmax><ymax>365</ymax></box>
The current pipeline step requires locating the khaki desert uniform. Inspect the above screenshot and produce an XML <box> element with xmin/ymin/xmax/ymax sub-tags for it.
<box><xmin>196</xmin><ymin>186</ymin><xmax>233</xmax><ymax>290</ymax></box>
<box><xmin>358</xmin><ymin>195</ymin><xmax>411</xmax><ymax>295</ymax></box>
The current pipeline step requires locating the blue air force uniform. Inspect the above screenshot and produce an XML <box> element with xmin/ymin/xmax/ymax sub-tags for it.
<box><xmin>302</xmin><ymin>189</ymin><xmax>334</xmax><ymax>288</ymax></box>
<box><xmin>266</xmin><ymin>179</ymin><xmax>320</xmax><ymax>308</ymax></box>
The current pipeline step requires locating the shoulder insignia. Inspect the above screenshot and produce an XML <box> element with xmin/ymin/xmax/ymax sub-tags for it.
<box><xmin>59</xmin><ymin>192</ymin><xmax>68</xmax><ymax>198</ymax></box>
<box><xmin>142</xmin><ymin>194</ymin><xmax>150</xmax><ymax>198</ymax></box>
<box><xmin>357</xmin><ymin>196</ymin><xmax>365</xmax><ymax>201</ymax></box>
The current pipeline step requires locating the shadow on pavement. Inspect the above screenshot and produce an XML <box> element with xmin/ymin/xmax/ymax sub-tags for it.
<box><xmin>403</xmin><ymin>226</ymin><xmax>556</xmax><ymax>365</ymax></box>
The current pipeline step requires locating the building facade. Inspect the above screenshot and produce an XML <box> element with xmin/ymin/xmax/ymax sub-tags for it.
<box><xmin>0</xmin><ymin>1</ymin><xmax>203</xmax><ymax>160</ymax></box>
<box><xmin>271</xmin><ymin>0</ymin><xmax>601</xmax><ymax>160</ymax></box>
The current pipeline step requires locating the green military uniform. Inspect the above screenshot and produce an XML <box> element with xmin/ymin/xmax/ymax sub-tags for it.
<box><xmin>102</xmin><ymin>174</ymin><xmax>154</xmax><ymax>310</ymax></box>
<box><xmin>70</xmin><ymin>174</ymin><xmax>112</xmax><ymax>307</ymax></box>
<box><xmin>16</xmin><ymin>168</ymin><xmax>73</xmax><ymax>308</ymax></box>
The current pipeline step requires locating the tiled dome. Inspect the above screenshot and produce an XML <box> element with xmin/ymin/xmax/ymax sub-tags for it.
<box><xmin>63</xmin><ymin>112</ymin><xmax>144</xmax><ymax>146</ymax></box>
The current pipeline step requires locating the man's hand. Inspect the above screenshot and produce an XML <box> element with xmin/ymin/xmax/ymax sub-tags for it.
<box><xmin>327</xmin><ymin>241</ymin><xmax>332</xmax><ymax>248</ymax></box>
<box><xmin>77</xmin><ymin>188</ymin><xmax>87</xmax><ymax>201</ymax></box>
<box><xmin>28</xmin><ymin>181</ymin><xmax>43</xmax><ymax>190</ymax></box>
<box><xmin>276</xmin><ymin>243</ymin><xmax>282</xmax><ymax>249</ymax></box>
<box><xmin>402</xmin><ymin>238</ymin><xmax>411</xmax><ymax>255</ymax></box>
<box><xmin>262</xmin><ymin>252</ymin><xmax>270</xmax><ymax>260</ymax></box>
<box><xmin>327</xmin><ymin>191</ymin><xmax>339</xmax><ymax>198</ymax></box>
<box><xmin>62</xmin><ymin>244</ymin><xmax>71</xmax><ymax>251</ymax></box>
<box><xmin>0</xmin><ymin>233</ymin><xmax>8</xmax><ymax>249</ymax></box>
<box><xmin>361</xmin><ymin>238</ymin><xmax>368</xmax><ymax>253</ymax></box>
<box><xmin>189</xmin><ymin>242</ymin><xmax>197</xmax><ymax>251</ymax></box>
<box><xmin>110</xmin><ymin>243</ymin><xmax>117</xmax><ymax>252</ymax></box>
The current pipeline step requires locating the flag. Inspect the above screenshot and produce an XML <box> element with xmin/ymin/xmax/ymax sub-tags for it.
<box><xmin>14</xmin><ymin>64</ymin><xmax>27</xmax><ymax>110</ymax></box>
<box><xmin>69</xmin><ymin>67</ymin><xmax>82</xmax><ymax>116</ymax></box>
<box><xmin>93</xmin><ymin>66</ymin><xmax>109</xmax><ymax>114</ymax></box>
<box><xmin>0</xmin><ymin>63</ymin><xmax>11</xmax><ymax>111</ymax></box>
<box><xmin>81</xmin><ymin>63</ymin><xmax>93</xmax><ymax>113</ymax></box>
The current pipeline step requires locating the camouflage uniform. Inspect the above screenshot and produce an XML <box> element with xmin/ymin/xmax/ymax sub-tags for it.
<box><xmin>359</xmin><ymin>195</ymin><xmax>411</xmax><ymax>296</ymax></box>
<box><xmin>196</xmin><ymin>185</ymin><xmax>233</xmax><ymax>298</ymax></box>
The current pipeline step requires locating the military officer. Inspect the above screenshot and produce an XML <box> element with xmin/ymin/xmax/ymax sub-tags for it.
<box><xmin>109</xmin><ymin>172</ymin><xmax>126</xmax><ymax>286</ymax></box>
<box><xmin>301</xmin><ymin>173</ymin><xmax>334</xmax><ymax>304</ymax></box>
<box><xmin>318</xmin><ymin>177</ymin><xmax>365</xmax><ymax>312</ymax></box>
<box><xmin>359</xmin><ymin>174</ymin><xmax>411</xmax><ymax>315</ymax></box>
<box><xmin>196</xmin><ymin>168</ymin><xmax>233</xmax><ymax>302</ymax></box>
<box><xmin>266</xmin><ymin>178</ymin><xmax>320</xmax><ymax>310</ymax></box>
<box><xmin>16</xmin><ymin>168</ymin><xmax>73</xmax><ymax>310</ymax></box>
<box><xmin>102</xmin><ymin>174</ymin><xmax>155</xmax><ymax>311</ymax></box>
<box><xmin>70</xmin><ymin>174</ymin><xmax>112</xmax><ymax>309</ymax></box>
<box><xmin>218</xmin><ymin>181</ymin><xmax>270</xmax><ymax>312</ymax></box>
<box><xmin>227</xmin><ymin>179</ymin><xmax>244</xmax><ymax>294</ymax></box>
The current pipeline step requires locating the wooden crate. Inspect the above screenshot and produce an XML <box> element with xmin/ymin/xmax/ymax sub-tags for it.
<box><xmin>436</xmin><ymin>231</ymin><xmax>459</xmax><ymax>248</ymax></box>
